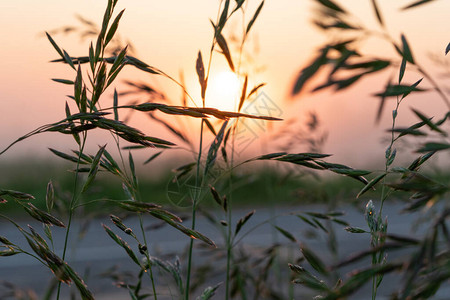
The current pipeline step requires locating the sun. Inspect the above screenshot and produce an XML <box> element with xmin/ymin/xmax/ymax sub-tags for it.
<box><xmin>207</xmin><ymin>70</ymin><xmax>241</xmax><ymax>111</ymax></box>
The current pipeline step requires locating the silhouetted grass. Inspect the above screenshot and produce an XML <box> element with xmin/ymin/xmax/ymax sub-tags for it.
<box><xmin>1</xmin><ymin>159</ymin><xmax>392</xmax><ymax>216</ymax></box>
<box><xmin>1</xmin><ymin>0</ymin><xmax>449</xmax><ymax>299</ymax></box>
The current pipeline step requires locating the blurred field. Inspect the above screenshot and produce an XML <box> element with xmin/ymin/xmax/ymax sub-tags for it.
<box><xmin>4</xmin><ymin>158</ymin><xmax>448</xmax><ymax>217</ymax></box>
<box><xmin>0</xmin><ymin>158</ymin><xmax>380</xmax><ymax>215</ymax></box>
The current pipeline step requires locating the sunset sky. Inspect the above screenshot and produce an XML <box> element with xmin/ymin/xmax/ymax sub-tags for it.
<box><xmin>1</xmin><ymin>0</ymin><xmax>449</xmax><ymax>170</ymax></box>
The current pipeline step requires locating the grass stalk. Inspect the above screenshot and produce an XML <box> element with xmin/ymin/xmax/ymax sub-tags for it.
<box><xmin>138</xmin><ymin>213</ymin><xmax>158</xmax><ymax>299</ymax></box>
<box><xmin>224</xmin><ymin>113</ymin><xmax>242</xmax><ymax>299</ymax></box>
<box><xmin>185</xmin><ymin>119</ymin><xmax>205</xmax><ymax>300</ymax></box>
<box><xmin>56</xmin><ymin>133</ymin><xmax>88</xmax><ymax>300</ymax></box>
<box><xmin>225</xmin><ymin>163</ymin><xmax>234</xmax><ymax>300</ymax></box>
<box><xmin>372</xmin><ymin>92</ymin><xmax>402</xmax><ymax>299</ymax></box>
<box><xmin>110</xmin><ymin>129</ymin><xmax>159</xmax><ymax>299</ymax></box>
<box><xmin>184</xmin><ymin>4</ymin><xmax>223</xmax><ymax>293</ymax></box>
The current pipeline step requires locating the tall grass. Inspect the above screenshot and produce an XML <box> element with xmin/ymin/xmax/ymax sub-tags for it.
<box><xmin>288</xmin><ymin>1</ymin><xmax>450</xmax><ymax>299</ymax></box>
<box><xmin>0</xmin><ymin>0</ymin><xmax>449</xmax><ymax>299</ymax></box>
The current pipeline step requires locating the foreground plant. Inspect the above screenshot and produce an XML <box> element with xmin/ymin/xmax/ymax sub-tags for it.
<box><xmin>0</xmin><ymin>0</ymin><xmax>278</xmax><ymax>299</ymax></box>
<box><xmin>1</xmin><ymin>1</ymin><xmax>449</xmax><ymax>299</ymax></box>
<box><xmin>288</xmin><ymin>1</ymin><xmax>450</xmax><ymax>299</ymax></box>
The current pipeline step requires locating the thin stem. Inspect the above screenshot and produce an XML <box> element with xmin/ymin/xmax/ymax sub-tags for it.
<box><xmin>185</xmin><ymin>119</ymin><xmax>205</xmax><ymax>300</ymax></box>
<box><xmin>56</xmin><ymin>133</ymin><xmax>88</xmax><ymax>300</ymax></box>
<box><xmin>225</xmin><ymin>205</ymin><xmax>233</xmax><ymax>300</ymax></box>
<box><xmin>138</xmin><ymin>213</ymin><xmax>158</xmax><ymax>299</ymax></box>
<box><xmin>131</xmin><ymin>176</ymin><xmax>159</xmax><ymax>299</ymax></box>
<box><xmin>380</xmin><ymin>96</ymin><xmax>400</xmax><ymax>214</ymax></box>
<box><xmin>373</xmin><ymin>93</ymin><xmax>401</xmax><ymax>299</ymax></box>
<box><xmin>112</xmin><ymin>128</ymin><xmax>159</xmax><ymax>299</ymax></box>
<box><xmin>225</xmin><ymin>123</ymin><xmax>237</xmax><ymax>300</ymax></box>
<box><xmin>185</xmin><ymin>2</ymin><xmax>249</xmax><ymax>297</ymax></box>
<box><xmin>184</xmin><ymin>4</ymin><xmax>225</xmax><ymax>295</ymax></box>
<box><xmin>372</xmin><ymin>275</ymin><xmax>377</xmax><ymax>300</ymax></box>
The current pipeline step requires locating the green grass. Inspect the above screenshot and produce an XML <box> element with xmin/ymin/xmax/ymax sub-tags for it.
<box><xmin>0</xmin><ymin>159</ymin><xmax>357</xmax><ymax>214</ymax></box>
<box><xmin>1</xmin><ymin>0</ymin><xmax>449</xmax><ymax>299</ymax></box>
<box><xmin>4</xmin><ymin>159</ymin><xmax>447</xmax><ymax>217</ymax></box>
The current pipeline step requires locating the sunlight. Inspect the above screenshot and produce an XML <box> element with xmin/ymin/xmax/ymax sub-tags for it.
<box><xmin>207</xmin><ymin>70</ymin><xmax>240</xmax><ymax>111</ymax></box>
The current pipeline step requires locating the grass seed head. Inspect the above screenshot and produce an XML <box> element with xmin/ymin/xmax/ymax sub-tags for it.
<box><xmin>365</xmin><ymin>200</ymin><xmax>377</xmax><ymax>232</ymax></box>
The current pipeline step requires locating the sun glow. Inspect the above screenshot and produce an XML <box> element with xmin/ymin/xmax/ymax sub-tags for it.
<box><xmin>207</xmin><ymin>70</ymin><xmax>241</xmax><ymax>111</ymax></box>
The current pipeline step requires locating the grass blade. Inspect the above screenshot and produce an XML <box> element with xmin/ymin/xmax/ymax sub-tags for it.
<box><xmin>246</xmin><ymin>0</ymin><xmax>264</xmax><ymax>35</ymax></box>
<box><xmin>204</xmin><ymin>119</ymin><xmax>217</xmax><ymax>136</ymax></box>
<box><xmin>105</xmin><ymin>9</ymin><xmax>125</xmax><ymax>47</ymax></box>
<box><xmin>62</xmin><ymin>50</ymin><xmax>76</xmax><ymax>70</ymax></box>
<box><xmin>23</xmin><ymin>203</ymin><xmax>65</xmax><ymax>227</ymax></box>
<box><xmin>196</xmin><ymin>51</ymin><xmax>206</xmax><ymax>101</ymax></box>
<box><xmin>196</xmin><ymin>283</ymin><xmax>221</xmax><ymax>300</ymax></box>
<box><xmin>143</xmin><ymin>151</ymin><xmax>163</xmax><ymax>165</ymax></box>
<box><xmin>401</xmin><ymin>34</ymin><xmax>415</xmax><ymax>64</ymax></box>
<box><xmin>235</xmin><ymin>210</ymin><xmax>255</xmax><ymax>235</ymax></box>
<box><xmin>238</xmin><ymin>75</ymin><xmax>248</xmax><ymax>112</ymax></box>
<box><xmin>399</xmin><ymin>56</ymin><xmax>407</xmax><ymax>83</ymax></box>
<box><xmin>81</xmin><ymin>145</ymin><xmax>107</xmax><ymax>193</ymax></box>
<box><xmin>215</xmin><ymin>30</ymin><xmax>234</xmax><ymax>72</ymax></box>
<box><xmin>247</xmin><ymin>83</ymin><xmax>266</xmax><ymax>98</ymax></box>
<box><xmin>345</xmin><ymin>227</ymin><xmax>368</xmax><ymax>233</ymax></box>
<box><xmin>52</xmin><ymin>79</ymin><xmax>74</xmax><ymax>85</ymax></box>
<box><xmin>412</xmin><ymin>109</ymin><xmax>446</xmax><ymax>135</ymax></box>
<box><xmin>102</xmin><ymin>224</ymin><xmax>141</xmax><ymax>266</ymax></box>
<box><xmin>357</xmin><ymin>173</ymin><xmax>386</xmax><ymax>198</ymax></box>
<box><xmin>204</xmin><ymin>120</ymin><xmax>228</xmax><ymax>176</ymax></box>
<box><xmin>297</xmin><ymin>214</ymin><xmax>318</xmax><ymax>229</ymax></box>
<box><xmin>113</xmin><ymin>89</ymin><xmax>119</xmax><ymax>121</ymax></box>
<box><xmin>417</xmin><ymin>142</ymin><xmax>450</xmax><ymax>152</ymax></box>
<box><xmin>371</xmin><ymin>0</ymin><xmax>384</xmax><ymax>26</ymax></box>
<box><xmin>45</xmin><ymin>32</ymin><xmax>65</xmax><ymax>60</ymax></box>
<box><xmin>289</xmin><ymin>264</ymin><xmax>330</xmax><ymax>292</ymax></box>
<box><xmin>402</xmin><ymin>0</ymin><xmax>435</xmax><ymax>10</ymax></box>
<box><xmin>49</xmin><ymin>148</ymin><xmax>80</xmax><ymax>163</ymax></box>
<box><xmin>275</xmin><ymin>225</ymin><xmax>297</xmax><ymax>242</ymax></box>
<box><xmin>293</xmin><ymin>48</ymin><xmax>329</xmax><ymax>95</ymax></box>
<box><xmin>301</xmin><ymin>244</ymin><xmax>327</xmax><ymax>275</ymax></box>
<box><xmin>129</xmin><ymin>151</ymin><xmax>137</xmax><ymax>190</ymax></box>
<box><xmin>374</xmin><ymin>82</ymin><xmax>424</xmax><ymax>97</ymax></box>
<box><xmin>64</xmin><ymin>264</ymin><xmax>95</xmax><ymax>300</ymax></box>
<box><xmin>217</xmin><ymin>0</ymin><xmax>230</xmax><ymax>34</ymax></box>
<box><xmin>316</xmin><ymin>0</ymin><xmax>346</xmax><ymax>13</ymax></box>
<box><xmin>149</xmin><ymin>211</ymin><xmax>216</xmax><ymax>247</ymax></box>
<box><xmin>209</xmin><ymin>185</ymin><xmax>223</xmax><ymax>207</ymax></box>
<box><xmin>0</xmin><ymin>190</ymin><xmax>35</xmax><ymax>200</ymax></box>
<box><xmin>46</xmin><ymin>180</ymin><xmax>54</xmax><ymax>212</ymax></box>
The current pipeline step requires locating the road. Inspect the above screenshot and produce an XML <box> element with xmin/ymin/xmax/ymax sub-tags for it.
<box><xmin>1</xmin><ymin>202</ymin><xmax>448</xmax><ymax>299</ymax></box>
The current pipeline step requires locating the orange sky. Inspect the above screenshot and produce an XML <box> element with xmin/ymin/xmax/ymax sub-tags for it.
<box><xmin>1</xmin><ymin>0</ymin><xmax>449</xmax><ymax>170</ymax></box>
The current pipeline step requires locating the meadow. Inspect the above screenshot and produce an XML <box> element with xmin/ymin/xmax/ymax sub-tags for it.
<box><xmin>1</xmin><ymin>0</ymin><xmax>449</xmax><ymax>299</ymax></box>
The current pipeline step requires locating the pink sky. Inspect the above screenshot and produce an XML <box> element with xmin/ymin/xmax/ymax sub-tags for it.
<box><xmin>1</xmin><ymin>0</ymin><xmax>449</xmax><ymax>171</ymax></box>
